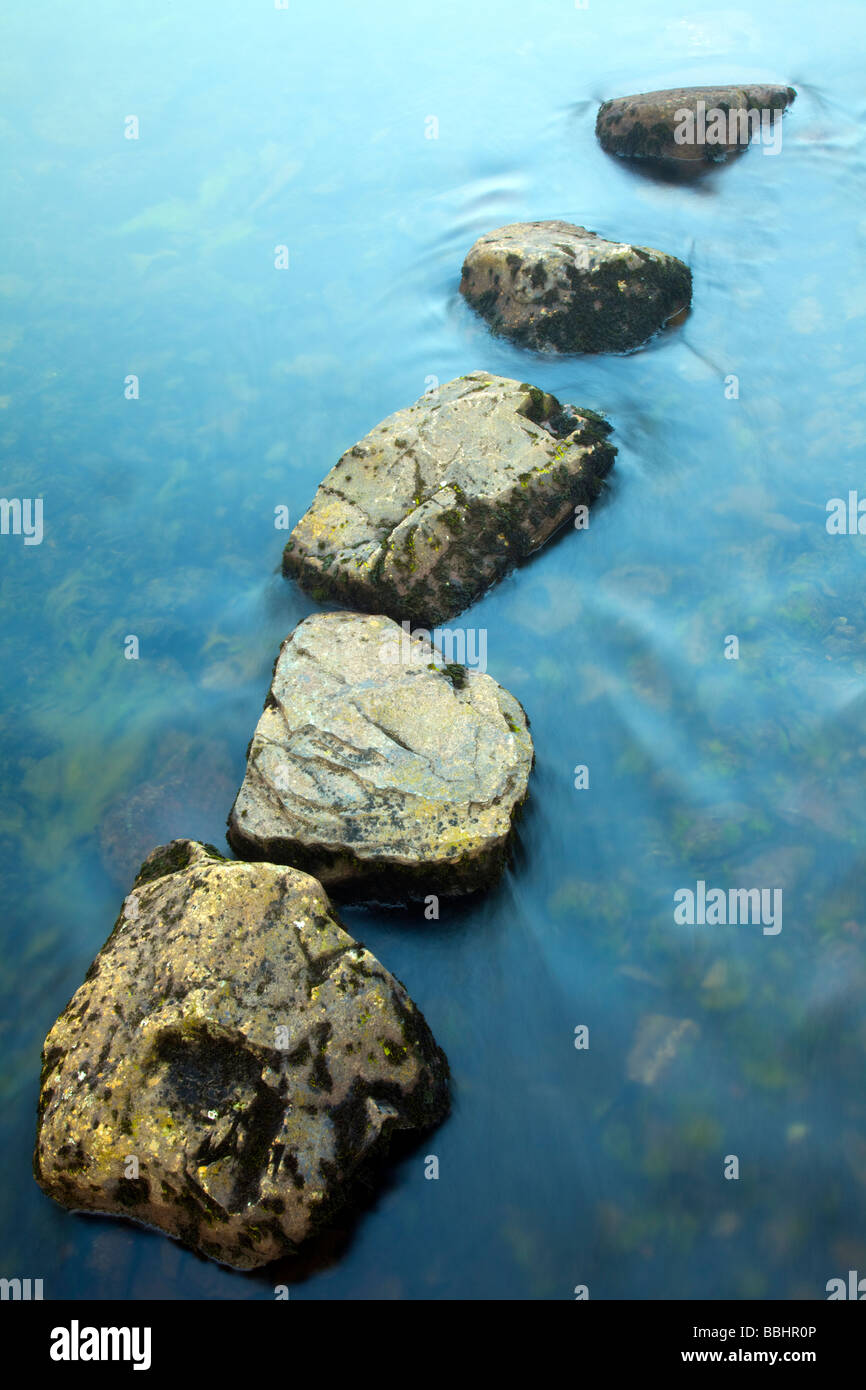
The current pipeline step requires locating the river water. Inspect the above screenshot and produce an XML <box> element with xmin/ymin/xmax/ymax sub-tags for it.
<box><xmin>2</xmin><ymin>0</ymin><xmax>865</xmax><ymax>1299</ymax></box>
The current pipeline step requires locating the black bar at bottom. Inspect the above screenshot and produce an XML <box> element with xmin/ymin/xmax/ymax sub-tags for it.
<box><xmin>3</xmin><ymin>1297</ymin><xmax>861</xmax><ymax>1375</ymax></box>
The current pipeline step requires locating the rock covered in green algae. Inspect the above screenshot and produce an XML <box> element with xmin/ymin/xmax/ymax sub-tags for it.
<box><xmin>34</xmin><ymin>839</ymin><xmax>449</xmax><ymax>1270</ymax></box>
<box><xmin>459</xmin><ymin>222</ymin><xmax>691</xmax><ymax>354</ymax></box>
<box><xmin>227</xmin><ymin>611</ymin><xmax>534</xmax><ymax>900</ymax></box>
<box><xmin>282</xmin><ymin>372</ymin><xmax>615</xmax><ymax>627</ymax></box>
<box><xmin>595</xmin><ymin>85</ymin><xmax>796</xmax><ymax>165</ymax></box>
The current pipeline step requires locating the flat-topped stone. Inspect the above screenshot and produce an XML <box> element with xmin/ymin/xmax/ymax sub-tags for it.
<box><xmin>596</xmin><ymin>84</ymin><xmax>796</xmax><ymax>164</ymax></box>
<box><xmin>227</xmin><ymin>611</ymin><xmax>534</xmax><ymax>900</ymax></box>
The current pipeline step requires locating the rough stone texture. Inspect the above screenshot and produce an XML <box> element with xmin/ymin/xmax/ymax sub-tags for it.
<box><xmin>34</xmin><ymin>840</ymin><xmax>449</xmax><ymax>1270</ymax></box>
<box><xmin>282</xmin><ymin>372</ymin><xmax>615</xmax><ymax>626</ymax></box>
<box><xmin>227</xmin><ymin>611</ymin><xmax>534</xmax><ymax>900</ymax></box>
<box><xmin>459</xmin><ymin>222</ymin><xmax>691</xmax><ymax>354</ymax></box>
<box><xmin>596</xmin><ymin>85</ymin><xmax>796</xmax><ymax>164</ymax></box>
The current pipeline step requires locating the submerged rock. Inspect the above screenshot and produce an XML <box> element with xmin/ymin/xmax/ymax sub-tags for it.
<box><xmin>34</xmin><ymin>840</ymin><xmax>449</xmax><ymax>1270</ymax></box>
<box><xmin>459</xmin><ymin>222</ymin><xmax>691</xmax><ymax>354</ymax></box>
<box><xmin>596</xmin><ymin>85</ymin><xmax>796</xmax><ymax>165</ymax></box>
<box><xmin>626</xmin><ymin>1014</ymin><xmax>699</xmax><ymax>1086</ymax></box>
<box><xmin>282</xmin><ymin>372</ymin><xmax>615</xmax><ymax>626</ymax></box>
<box><xmin>227</xmin><ymin>611</ymin><xmax>534</xmax><ymax>900</ymax></box>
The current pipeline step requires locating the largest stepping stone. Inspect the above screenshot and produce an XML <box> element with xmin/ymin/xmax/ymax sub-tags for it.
<box><xmin>34</xmin><ymin>839</ymin><xmax>449</xmax><ymax>1270</ymax></box>
<box><xmin>282</xmin><ymin>372</ymin><xmax>615</xmax><ymax>627</ymax></box>
<box><xmin>227</xmin><ymin>611</ymin><xmax>534</xmax><ymax>901</ymax></box>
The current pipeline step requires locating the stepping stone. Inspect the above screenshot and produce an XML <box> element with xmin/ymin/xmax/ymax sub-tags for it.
<box><xmin>459</xmin><ymin>221</ymin><xmax>691</xmax><ymax>353</ymax></box>
<box><xmin>283</xmin><ymin>372</ymin><xmax>615</xmax><ymax>625</ymax></box>
<box><xmin>227</xmin><ymin>611</ymin><xmax>534</xmax><ymax>901</ymax></box>
<box><xmin>34</xmin><ymin>839</ymin><xmax>450</xmax><ymax>1269</ymax></box>
<box><xmin>595</xmin><ymin>84</ymin><xmax>796</xmax><ymax>165</ymax></box>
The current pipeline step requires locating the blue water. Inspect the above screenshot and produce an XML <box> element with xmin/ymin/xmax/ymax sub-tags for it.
<box><xmin>2</xmin><ymin>0</ymin><xmax>866</xmax><ymax>1299</ymax></box>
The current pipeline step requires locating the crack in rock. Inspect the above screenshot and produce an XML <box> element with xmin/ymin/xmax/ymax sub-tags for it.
<box><xmin>228</xmin><ymin>612</ymin><xmax>535</xmax><ymax>900</ymax></box>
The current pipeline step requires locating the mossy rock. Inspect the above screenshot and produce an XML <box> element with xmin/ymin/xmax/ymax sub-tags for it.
<box><xmin>34</xmin><ymin>840</ymin><xmax>449</xmax><ymax>1269</ymax></box>
<box><xmin>459</xmin><ymin>221</ymin><xmax>691</xmax><ymax>354</ymax></box>
<box><xmin>595</xmin><ymin>84</ymin><xmax>796</xmax><ymax>166</ymax></box>
<box><xmin>282</xmin><ymin>372</ymin><xmax>615</xmax><ymax>626</ymax></box>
